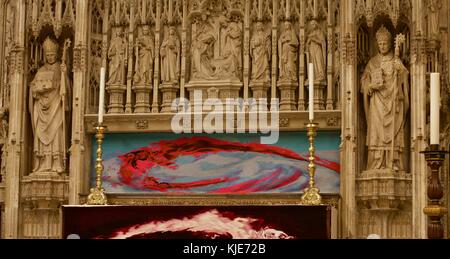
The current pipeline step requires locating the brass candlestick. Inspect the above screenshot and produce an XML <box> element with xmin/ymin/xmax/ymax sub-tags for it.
<box><xmin>421</xmin><ymin>144</ymin><xmax>448</xmax><ymax>239</ymax></box>
<box><xmin>86</xmin><ymin>124</ymin><xmax>108</xmax><ymax>205</ymax></box>
<box><xmin>301</xmin><ymin>122</ymin><xmax>322</xmax><ymax>205</ymax></box>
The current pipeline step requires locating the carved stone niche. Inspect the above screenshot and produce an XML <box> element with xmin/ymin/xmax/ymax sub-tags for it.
<box><xmin>133</xmin><ymin>24</ymin><xmax>155</xmax><ymax>113</ymax></box>
<box><xmin>106</xmin><ymin>26</ymin><xmax>127</xmax><ymax>114</ymax></box>
<box><xmin>21</xmin><ymin>172</ymin><xmax>69</xmax><ymax>238</ymax></box>
<box><xmin>186</xmin><ymin>2</ymin><xmax>244</xmax><ymax>105</ymax></box>
<box><xmin>355</xmin><ymin>16</ymin><xmax>412</xmax><ymax>237</ymax></box>
<box><xmin>277</xmin><ymin>20</ymin><xmax>299</xmax><ymax>111</ymax></box>
<box><xmin>160</xmin><ymin>25</ymin><xmax>181</xmax><ymax>113</ymax></box>
<box><xmin>249</xmin><ymin>21</ymin><xmax>271</xmax><ymax>101</ymax></box>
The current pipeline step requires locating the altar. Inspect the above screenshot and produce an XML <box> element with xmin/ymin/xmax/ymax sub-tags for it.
<box><xmin>62</xmin><ymin>205</ymin><xmax>333</xmax><ymax>239</ymax></box>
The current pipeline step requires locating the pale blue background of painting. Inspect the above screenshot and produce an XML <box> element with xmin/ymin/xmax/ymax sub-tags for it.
<box><xmin>91</xmin><ymin>132</ymin><xmax>341</xmax><ymax>193</ymax></box>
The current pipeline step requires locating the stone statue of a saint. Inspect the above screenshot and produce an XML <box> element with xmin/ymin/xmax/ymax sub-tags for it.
<box><xmin>29</xmin><ymin>38</ymin><xmax>71</xmax><ymax>174</ymax></box>
<box><xmin>428</xmin><ymin>0</ymin><xmax>442</xmax><ymax>38</ymax></box>
<box><xmin>220</xmin><ymin>21</ymin><xmax>242</xmax><ymax>79</ymax></box>
<box><xmin>307</xmin><ymin>20</ymin><xmax>326</xmax><ymax>83</ymax></box>
<box><xmin>361</xmin><ymin>26</ymin><xmax>409</xmax><ymax>171</ymax></box>
<box><xmin>250</xmin><ymin>22</ymin><xmax>271</xmax><ymax>83</ymax></box>
<box><xmin>160</xmin><ymin>26</ymin><xmax>180</xmax><ymax>84</ymax></box>
<box><xmin>192</xmin><ymin>22</ymin><xmax>216</xmax><ymax>80</ymax></box>
<box><xmin>107</xmin><ymin>27</ymin><xmax>127</xmax><ymax>85</ymax></box>
<box><xmin>278</xmin><ymin>21</ymin><xmax>299</xmax><ymax>81</ymax></box>
<box><xmin>133</xmin><ymin>25</ymin><xmax>154</xmax><ymax>85</ymax></box>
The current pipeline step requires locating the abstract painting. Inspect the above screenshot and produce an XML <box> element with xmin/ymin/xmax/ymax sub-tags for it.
<box><xmin>91</xmin><ymin>132</ymin><xmax>340</xmax><ymax>194</ymax></box>
<box><xmin>62</xmin><ymin>205</ymin><xmax>331</xmax><ymax>239</ymax></box>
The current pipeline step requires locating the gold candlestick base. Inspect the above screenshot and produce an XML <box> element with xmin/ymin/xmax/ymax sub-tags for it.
<box><xmin>301</xmin><ymin>186</ymin><xmax>322</xmax><ymax>205</ymax></box>
<box><xmin>301</xmin><ymin>122</ymin><xmax>323</xmax><ymax>205</ymax></box>
<box><xmin>86</xmin><ymin>187</ymin><xmax>108</xmax><ymax>205</ymax></box>
<box><xmin>86</xmin><ymin>124</ymin><xmax>108</xmax><ymax>205</ymax></box>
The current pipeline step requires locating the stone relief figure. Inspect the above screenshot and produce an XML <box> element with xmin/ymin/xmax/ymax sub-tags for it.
<box><xmin>307</xmin><ymin>19</ymin><xmax>327</xmax><ymax>83</ymax></box>
<box><xmin>250</xmin><ymin>22</ymin><xmax>271</xmax><ymax>83</ymax></box>
<box><xmin>29</xmin><ymin>38</ymin><xmax>71</xmax><ymax>174</ymax></box>
<box><xmin>428</xmin><ymin>0</ymin><xmax>442</xmax><ymax>38</ymax></box>
<box><xmin>160</xmin><ymin>26</ymin><xmax>181</xmax><ymax>84</ymax></box>
<box><xmin>192</xmin><ymin>22</ymin><xmax>216</xmax><ymax>80</ymax></box>
<box><xmin>0</xmin><ymin>106</ymin><xmax>8</xmax><ymax>145</ymax></box>
<box><xmin>361</xmin><ymin>26</ymin><xmax>409</xmax><ymax>171</ymax></box>
<box><xmin>107</xmin><ymin>27</ymin><xmax>127</xmax><ymax>85</ymax></box>
<box><xmin>133</xmin><ymin>25</ymin><xmax>155</xmax><ymax>85</ymax></box>
<box><xmin>278</xmin><ymin>21</ymin><xmax>299</xmax><ymax>81</ymax></box>
<box><xmin>219</xmin><ymin>20</ymin><xmax>242</xmax><ymax>79</ymax></box>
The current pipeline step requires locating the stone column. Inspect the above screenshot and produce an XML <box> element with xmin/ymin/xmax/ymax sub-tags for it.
<box><xmin>125</xmin><ymin>2</ymin><xmax>134</xmax><ymax>114</ymax></box>
<box><xmin>0</xmin><ymin>0</ymin><xmax>11</xmax><ymax>238</ymax></box>
<box><xmin>69</xmin><ymin>0</ymin><xmax>89</xmax><ymax>205</ymax></box>
<box><xmin>339</xmin><ymin>0</ymin><xmax>357</xmax><ymax>238</ymax></box>
<box><xmin>270</xmin><ymin>0</ymin><xmax>278</xmax><ymax>107</ymax></box>
<box><xmin>151</xmin><ymin>0</ymin><xmax>161</xmax><ymax>113</ymax></box>
<box><xmin>326</xmin><ymin>0</ymin><xmax>334</xmax><ymax>110</ymax></box>
<box><xmin>243</xmin><ymin>0</ymin><xmax>250</xmax><ymax>102</ymax></box>
<box><xmin>4</xmin><ymin>0</ymin><xmax>25</xmax><ymax>239</ymax></box>
<box><xmin>298</xmin><ymin>0</ymin><xmax>306</xmax><ymax>111</ymax></box>
<box><xmin>410</xmin><ymin>0</ymin><xmax>428</xmax><ymax>239</ymax></box>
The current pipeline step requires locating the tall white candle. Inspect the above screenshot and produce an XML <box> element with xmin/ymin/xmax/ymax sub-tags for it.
<box><xmin>430</xmin><ymin>72</ymin><xmax>440</xmax><ymax>145</ymax></box>
<box><xmin>308</xmin><ymin>63</ymin><xmax>314</xmax><ymax>121</ymax></box>
<box><xmin>98</xmin><ymin>67</ymin><xmax>106</xmax><ymax>124</ymax></box>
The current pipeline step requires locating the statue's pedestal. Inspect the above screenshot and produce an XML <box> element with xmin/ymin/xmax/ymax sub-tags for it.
<box><xmin>250</xmin><ymin>81</ymin><xmax>270</xmax><ymax>100</ymax></box>
<box><xmin>356</xmin><ymin>169</ymin><xmax>412</xmax><ymax>238</ymax></box>
<box><xmin>132</xmin><ymin>84</ymin><xmax>152</xmax><ymax>113</ymax></box>
<box><xmin>357</xmin><ymin>169</ymin><xmax>411</xmax><ymax>210</ymax></box>
<box><xmin>277</xmin><ymin>80</ymin><xmax>297</xmax><ymax>111</ymax></box>
<box><xmin>186</xmin><ymin>79</ymin><xmax>243</xmax><ymax>106</ymax></box>
<box><xmin>160</xmin><ymin>82</ymin><xmax>179</xmax><ymax>113</ymax></box>
<box><xmin>306</xmin><ymin>81</ymin><xmax>327</xmax><ymax>110</ymax></box>
<box><xmin>21</xmin><ymin>172</ymin><xmax>69</xmax><ymax>238</ymax></box>
<box><xmin>106</xmin><ymin>84</ymin><xmax>126</xmax><ymax>114</ymax></box>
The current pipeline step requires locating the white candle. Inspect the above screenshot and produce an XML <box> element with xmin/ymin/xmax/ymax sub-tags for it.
<box><xmin>308</xmin><ymin>63</ymin><xmax>314</xmax><ymax>121</ymax></box>
<box><xmin>430</xmin><ymin>72</ymin><xmax>440</xmax><ymax>145</ymax></box>
<box><xmin>98</xmin><ymin>67</ymin><xmax>106</xmax><ymax>124</ymax></box>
